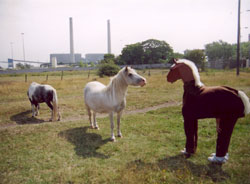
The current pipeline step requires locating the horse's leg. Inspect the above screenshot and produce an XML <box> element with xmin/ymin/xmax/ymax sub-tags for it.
<box><xmin>35</xmin><ymin>103</ymin><xmax>39</xmax><ymax>116</ymax></box>
<box><xmin>216</xmin><ymin>117</ymin><xmax>238</xmax><ymax>157</ymax></box>
<box><xmin>117</xmin><ymin>111</ymin><xmax>123</xmax><ymax>138</ymax></box>
<box><xmin>86</xmin><ymin>106</ymin><xmax>93</xmax><ymax>128</ymax></box>
<box><xmin>216</xmin><ymin>118</ymin><xmax>221</xmax><ymax>133</ymax></box>
<box><xmin>31</xmin><ymin>103</ymin><xmax>35</xmax><ymax>117</ymax></box>
<box><xmin>109</xmin><ymin>112</ymin><xmax>115</xmax><ymax>142</ymax></box>
<box><xmin>93</xmin><ymin>112</ymin><xmax>99</xmax><ymax>129</ymax></box>
<box><xmin>57</xmin><ymin>106</ymin><xmax>61</xmax><ymax>121</ymax></box>
<box><xmin>183</xmin><ymin>117</ymin><xmax>198</xmax><ymax>155</ymax></box>
<box><xmin>46</xmin><ymin>101</ymin><xmax>54</xmax><ymax>121</ymax></box>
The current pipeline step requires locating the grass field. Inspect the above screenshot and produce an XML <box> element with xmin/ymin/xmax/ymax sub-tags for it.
<box><xmin>0</xmin><ymin>68</ymin><xmax>250</xmax><ymax>183</ymax></box>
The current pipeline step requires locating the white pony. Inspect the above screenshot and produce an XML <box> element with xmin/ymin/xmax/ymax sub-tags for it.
<box><xmin>84</xmin><ymin>66</ymin><xmax>146</xmax><ymax>141</ymax></box>
<box><xmin>27</xmin><ymin>82</ymin><xmax>61</xmax><ymax>121</ymax></box>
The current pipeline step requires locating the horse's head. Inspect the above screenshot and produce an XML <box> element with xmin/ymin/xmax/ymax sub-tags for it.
<box><xmin>122</xmin><ymin>66</ymin><xmax>146</xmax><ymax>87</ymax></box>
<box><xmin>167</xmin><ymin>59</ymin><xmax>203</xmax><ymax>87</ymax></box>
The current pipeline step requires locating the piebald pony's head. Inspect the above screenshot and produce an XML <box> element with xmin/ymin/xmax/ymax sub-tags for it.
<box><xmin>167</xmin><ymin>59</ymin><xmax>204</xmax><ymax>87</ymax></box>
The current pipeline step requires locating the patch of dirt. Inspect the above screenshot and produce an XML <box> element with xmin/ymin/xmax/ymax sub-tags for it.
<box><xmin>0</xmin><ymin>101</ymin><xmax>181</xmax><ymax>130</ymax></box>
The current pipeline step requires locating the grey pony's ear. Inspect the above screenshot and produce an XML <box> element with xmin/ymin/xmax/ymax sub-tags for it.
<box><xmin>125</xmin><ymin>66</ymin><xmax>128</xmax><ymax>72</ymax></box>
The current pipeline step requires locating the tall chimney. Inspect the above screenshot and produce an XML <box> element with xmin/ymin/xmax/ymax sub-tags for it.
<box><xmin>107</xmin><ymin>19</ymin><xmax>111</xmax><ymax>54</ymax></box>
<box><xmin>69</xmin><ymin>17</ymin><xmax>75</xmax><ymax>63</ymax></box>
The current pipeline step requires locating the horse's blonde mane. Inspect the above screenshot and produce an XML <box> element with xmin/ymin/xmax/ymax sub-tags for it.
<box><xmin>177</xmin><ymin>59</ymin><xmax>204</xmax><ymax>87</ymax></box>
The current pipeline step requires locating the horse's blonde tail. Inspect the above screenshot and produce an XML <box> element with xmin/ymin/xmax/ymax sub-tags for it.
<box><xmin>52</xmin><ymin>89</ymin><xmax>58</xmax><ymax>121</ymax></box>
<box><xmin>238</xmin><ymin>91</ymin><xmax>250</xmax><ymax>115</ymax></box>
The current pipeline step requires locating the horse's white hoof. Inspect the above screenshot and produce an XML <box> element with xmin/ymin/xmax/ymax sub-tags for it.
<box><xmin>117</xmin><ymin>134</ymin><xmax>123</xmax><ymax>138</ymax></box>
<box><xmin>94</xmin><ymin>126</ymin><xmax>99</xmax><ymax>130</ymax></box>
<box><xmin>111</xmin><ymin>137</ymin><xmax>116</xmax><ymax>142</ymax></box>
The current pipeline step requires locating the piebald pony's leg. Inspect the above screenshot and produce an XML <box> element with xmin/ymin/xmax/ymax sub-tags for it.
<box><xmin>46</xmin><ymin>101</ymin><xmax>54</xmax><ymax>121</ymax></box>
<box><xmin>31</xmin><ymin>104</ymin><xmax>35</xmax><ymax>117</ymax></box>
<box><xmin>117</xmin><ymin>111</ymin><xmax>123</xmax><ymax>138</ymax></box>
<box><xmin>109</xmin><ymin>112</ymin><xmax>115</xmax><ymax>141</ymax></box>
<box><xmin>93</xmin><ymin>112</ymin><xmax>99</xmax><ymax>129</ymax></box>
<box><xmin>35</xmin><ymin>104</ymin><xmax>39</xmax><ymax>116</ymax></box>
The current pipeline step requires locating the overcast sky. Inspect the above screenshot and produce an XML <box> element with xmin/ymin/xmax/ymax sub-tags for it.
<box><xmin>0</xmin><ymin>0</ymin><xmax>249</xmax><ymax>66</ymax></box>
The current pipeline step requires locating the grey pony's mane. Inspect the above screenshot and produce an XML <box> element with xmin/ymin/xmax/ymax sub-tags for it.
<box><xmin>177</xmin><ymin>59</ymin><xmax>204</xmax><ymax>87</ymax></box>
<box><xmin>105</xmin><ymin>67</ymin><xmax>128</xmax><ymax>100</ymax></box>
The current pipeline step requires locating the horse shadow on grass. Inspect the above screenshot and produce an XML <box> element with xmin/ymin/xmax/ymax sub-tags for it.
<box><xmin>127</xmin><ymin>154</ymin><xmax>230</xmax><ymax>182</ymax></box>
<box><xmin>10</xmin><ymin>110</ymin><xmax>45</xmax><ymax>125</ymax></box>
<box><xmin>58</xmin><ymin>126</ymin><xmax>110</xmax><ymax>159</ymax></box>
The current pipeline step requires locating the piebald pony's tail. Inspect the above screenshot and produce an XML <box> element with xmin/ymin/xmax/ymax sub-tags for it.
<box><xmin>52</xmin><ymin>89</ymin><xmax>59</xmax><ymax>121</ymax></box>
<box><xmin>238</xmin><ymin>91</ymin><xmax>250</xmax><ymax>115</ymax></box>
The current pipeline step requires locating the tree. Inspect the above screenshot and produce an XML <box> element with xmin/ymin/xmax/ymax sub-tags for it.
<box><xmin>232</xmin><ymin>42</ymin><xmax>250</xmax><ymax>60</ymax></box>
<box><xmin>205</xmin><ymin>40</ymin><xmax>233</xmax><ymax>61</ymax></box>
<box><xmin>100</xmin><ymin>54</ymin><xmax>115</xmax><ymax>65</ymax></box>
<box><xmin>120</xmin><ymin>39</ymin><xmax>174</xmax><ymax>65</ymax></box>
<box><xmin>16</xmin><ymin>63</ymin><xmax>31</xmax><ymax>69</ymax></box>
<box><xmin>120</xmin><ymin>43</ymin><xmax>144</xmax><ymax>65</ymax></box>
<box><xmin>97</xmin><ymin>63</ymin><xmax>120</xmax><ymax>77</ymax></box>
<box><xmin>141</xmin><ymin>39</ymin><xmax>173</xmax><ymax>64</ymax></box>
<box><xmin>184</xmin><ymin>49</ymin><xmax>205</xmax><ymax>71</ymax></box>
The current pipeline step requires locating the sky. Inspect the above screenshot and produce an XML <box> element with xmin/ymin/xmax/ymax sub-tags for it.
<box><xmin>0</xmin><ymin>0</ymin><xmax>250</xmax><ymax>67</ymax></box>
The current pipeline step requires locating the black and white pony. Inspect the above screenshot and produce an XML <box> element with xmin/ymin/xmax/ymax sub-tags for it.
<box><xmin>27</xmin><ymin>82</ymin><xmax>61</xmax><ymax>121</ymax></box>
<box><xmin>84</xmin><ymin>66</ymin><xmax>146</xmax><ymax>141</ymax></box>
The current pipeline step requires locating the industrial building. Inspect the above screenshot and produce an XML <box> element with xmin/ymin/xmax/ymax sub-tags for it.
<box><xmin>49</xmin><ymin>53</ymin><xmax>83</xmax><ymax>64</ymax></box>
<box><xmin>85</xmin><ymin>53</ymin><xmax>105</xmax><ymax>63</ymax></box>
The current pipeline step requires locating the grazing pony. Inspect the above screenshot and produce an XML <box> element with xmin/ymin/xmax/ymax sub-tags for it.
<box><xmin>167</xmin><ymin>59</ymin><xmax>250</xmax><ymax>163</ymax></box>
<box><xmin>27</xmin><ymin>82</ymin><xmax>61</xmax><ymax>121</ymax></box>
<box><xmin>84</xmin><ymin>66</ymin><xmax>146</xmax><ymax>141</ymax></box>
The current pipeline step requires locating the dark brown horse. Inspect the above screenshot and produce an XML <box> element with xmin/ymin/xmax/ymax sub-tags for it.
<box><xmin>167</xmin><ymin>59</ymin><xmax>250</xmax><ymax>164</ymax></box>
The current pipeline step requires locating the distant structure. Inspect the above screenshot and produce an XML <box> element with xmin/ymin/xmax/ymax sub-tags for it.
<box><xmin>107</xmin><ymin>19</ymin><xmax>111</xmax><ymax>54</ymax></box>
<box><xmin>85</xmin><ymin>53</ymin><xmax>105</xmax><ymax>63</ymax></box>
<box><xmin>50</xmin><ymin>53</ymin><xmax>82</xmax><ymax>64</ymax></box>
<box><xmin>51</xmin><ymin>57</ymin><xmax>57</xmax><ymax>68</ymax></box>
<box><xmin>7</xmin><ymin>59</ymin><xmax>47</xmax><ymax>69</ymax></box>
<box><xmin>69</xmin><ymin>17</ymin><xmax>75</xmax><ymax>63</ymax></box>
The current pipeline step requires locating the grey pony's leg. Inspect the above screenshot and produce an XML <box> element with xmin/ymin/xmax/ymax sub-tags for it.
<box><xmin>93</xmin><ymin>112</ymin><xmax>99</xmax><ymax>129</ymax></box>
<box><xmin>109</xmin><ymin>112</ymin><xmax>115</xmax><ymax>141</ymax></box>
<box><xmin>117</xmin><ymin>111</ymin><xmax>123</xmax><ymax>138</ymax></box>
<box><xmin>86</xmin><ymin>105</ymin><xmax>93</xmax><ymax>128</ymax></box>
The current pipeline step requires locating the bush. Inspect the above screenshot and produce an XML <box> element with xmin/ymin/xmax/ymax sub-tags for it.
<box><xmin>97</xmin><ymin>63</ymin><xmax>120</xmax><ymax>77</ymax></box>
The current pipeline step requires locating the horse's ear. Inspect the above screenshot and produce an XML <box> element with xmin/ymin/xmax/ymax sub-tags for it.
<box><xmin>125</xmin><ymin>66</ymin><xmax>128</xmax><ymax>72</ymax></box>
<box><xmin>173</xmin><ymin>58</ymin><xmax>177</xmax><ymax>64</ymax></box>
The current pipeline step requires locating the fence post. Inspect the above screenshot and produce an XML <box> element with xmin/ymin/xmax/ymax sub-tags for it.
<box><xmin>88</xmin><ymin>70</ymin><xmax>90</xmax><ymax>78</ymax></box>
<box><xmin>25</xmin><ymin>74</ymin><xmax>27</xmax><ymax>82</ymax></box>
<box><xmin>46</xmin><ymin>74</ymin><xmax>48</xmax><ymax>81</ymax></box>
<box><xmin>61</xmin><ymin>71</ymin><xmax>63</xmax><ymax>80</ymax></box>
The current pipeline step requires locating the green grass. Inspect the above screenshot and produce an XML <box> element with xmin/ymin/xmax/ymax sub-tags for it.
<box><xmin>0</xmin><ymin>69</ymin><xmax>250</xmax><ymax>183</ymax></box>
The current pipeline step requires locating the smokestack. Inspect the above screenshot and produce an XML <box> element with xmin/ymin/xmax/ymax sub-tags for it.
<box><xmin>107</xmin><ymin>19</ymin><xmax>111</xmax><ymax>54</ymax></box>
<box><xmin>69</xmin><ymin>17</ymin><xmax>75</xmax><ymax>63</ymax></box>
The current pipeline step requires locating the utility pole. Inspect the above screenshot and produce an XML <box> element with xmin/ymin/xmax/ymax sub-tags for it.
<box><xmin>236</xmin><ymin>0</ymin><xmax>241</xmax><ymax>76</ymax></box>
<box><xmin>10</xmin><ymin>42</ymin><xmax>13</xmax><ymax>59</ymax></box>
<box><xmin>107</xmin><ymin>19</ymin><xmax>111</xmax><ymax>54</ymax></box>
<box><xmin>21</xmin><ymin>33</ymin><xmax>25</xmax><ymax>61</ymax></box>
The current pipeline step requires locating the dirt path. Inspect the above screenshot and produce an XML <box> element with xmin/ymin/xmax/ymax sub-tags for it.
<box><xmin>0</xmin><ymin>101</ymin><xmax>181</xmax><ymax>130</ymax></box>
